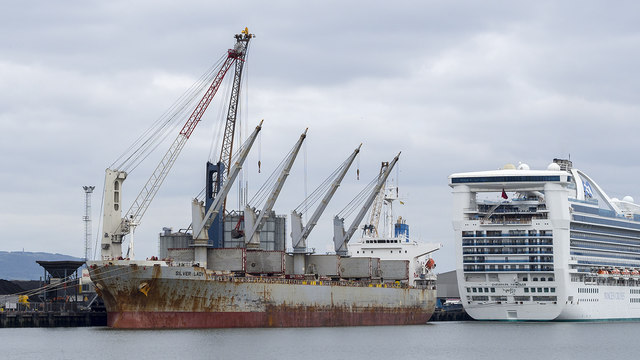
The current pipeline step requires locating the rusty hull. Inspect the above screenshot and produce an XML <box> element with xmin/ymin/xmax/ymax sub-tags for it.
<box><xmin>88</xmin><ymin>260</ymin><xmax>436</xmax><ymax>329</ymax></box>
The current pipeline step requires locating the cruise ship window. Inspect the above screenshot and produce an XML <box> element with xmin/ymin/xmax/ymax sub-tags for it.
<box><xmin>551</xmin><ymin>288</ymin><xmax>556</xmax><ymax>293</ymax></box>
<box><xmin>478</xmin><ymin>288</ymin><xmax>483</xmax><ymax>293</ymax></box>
<box><xmin>524</xmin><ymin>288</ymin><xmax>529</xmax><ymax>293</ymax></box>
<box><xmin>531</xmin><ymin>288</ymin><xmax>535</xmax><ymax>293</ymax></box>
<box><xmin>541</xmin><ymin>278</ymin><xmax>546</xmax><ymax>282</ymax></box>
<box><xmin>484</xmin><ymin>288</ymin><xmax>489</xmax><ymax>293</ymax></box>
<box><xmin>548</xmin><ymin>277</ymin><xmax>553</xmax><ymax>281</ymax></box>
<box><xmin>538</xmin><ymin>288</ymin><xmax>542</xmax><ymax>292</ymax></box>
<box><xmin>491</xmin><ymin>288</ymin><xmax>495</xmax><ymax>293</ymax></box>
<box><xmin>473</xmin><ymin>288</ymin><xmax>477</xmax><ymax>293</ymax></box>
<box><xmin>544</xmin><ymin>288</ymin><xmax>549</xmax><ymax>293</ymax></box>
<box><xmin>523</xmin><ymin>277</ymin><xmax>528</xmax><ymax>281</ymax></box>
<box><xmin>533</xmin><ymin>277</ymin><xmax>538</xmax><ymax>281</ymax></box>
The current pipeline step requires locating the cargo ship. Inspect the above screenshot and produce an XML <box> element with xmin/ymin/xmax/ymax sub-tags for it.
<box><xmin>88</xmin><ymin>147</ymin><xmax>438</xmax><ymax>329</ymax></box>
<box><xmin>88</xmin><ymin>29</ymin><xmax>438</xmax><ymax>328</ymax></box>
<box><xmin>89</xmin><ymin>257</ymin><xmax>435</xmax><ymax>328</ymax></box>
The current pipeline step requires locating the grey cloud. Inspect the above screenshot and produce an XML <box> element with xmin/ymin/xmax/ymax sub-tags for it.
<box><xmin>4</xmin><ymin>1</ymin><xmax>640</xmax><ymax>272</ymax></box>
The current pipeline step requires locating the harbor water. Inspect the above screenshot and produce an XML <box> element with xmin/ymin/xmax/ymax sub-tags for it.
<box><xmin>4</xmin><ymin>321</ymin><xmax>640</xmax><ymax>359</ymax></box>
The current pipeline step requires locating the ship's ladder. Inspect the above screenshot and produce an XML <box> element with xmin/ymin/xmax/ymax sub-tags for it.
<box><xmin>483</xmin><ymin>203</ymin><xmax>502</xmax><ymax>220</ymax></box>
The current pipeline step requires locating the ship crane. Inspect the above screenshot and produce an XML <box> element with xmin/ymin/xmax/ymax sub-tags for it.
<box><xmin>191</xmin><ymin>121</ymin><xmax>264</xmax><ymax>240</ymax></box>
<box><xmin>332</xmin><ymin>153</ymin><xmax>400</xmax><ymax>256</ymax></box>
<box><xmin>219</xmin><ymin>28</ymin><xmax>253</xmax><ymax>185</ymax></box>
<box><xmin>190</xmin><ymin>121</ymin><xmax>263</xmax><ymax>267</ymax></box>
<box><xmin>364</xmin><ymin>162</ymin><xmax>388</xmax><ymax>237</ymax></box>
<box><xmin>100</xmin><ymin>29</ymin><xmax>252</xmax><ymax>260</ymax></box>
<box><xmin>243</xmin><ymin>129</ymin><xmax>308</xmax><ymax>249</ymax></box>
<box><xmin>204</xmin><ymin>28</ymin><xmax>253</xmax><ymax>247</ymax></box>
<box><xmin>290</xmin><ymin>144</ymin><xmax>361</xmax><ymax>274</ymax></box>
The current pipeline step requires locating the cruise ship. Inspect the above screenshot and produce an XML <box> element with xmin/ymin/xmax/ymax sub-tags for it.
<box><xmin>450</xmin><ymin>158</ymin><xmax>640</xmax><ymax>320</ymax></box>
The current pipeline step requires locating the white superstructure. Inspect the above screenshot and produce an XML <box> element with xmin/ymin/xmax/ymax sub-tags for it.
<box><xmin>450</xmin><ymin>159</ymin><xmax>640</xmax><ymax>320</ymax></box>
<box><xmin>349</xmin><ymin>185</ymin><xmax>441</xmax><ymax>286</ymax></box>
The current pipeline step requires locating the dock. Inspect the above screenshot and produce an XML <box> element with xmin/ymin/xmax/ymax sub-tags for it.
<box><xmin>0</xmin><ymin>309</ymin><xmax>106</xmax><ymax>328</ymax></box>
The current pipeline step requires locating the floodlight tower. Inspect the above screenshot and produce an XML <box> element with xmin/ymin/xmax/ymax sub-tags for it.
<box><xmin>83</xmin><ymin>186</ymin><xmax>95</xmax><ymax>261</ymax></box>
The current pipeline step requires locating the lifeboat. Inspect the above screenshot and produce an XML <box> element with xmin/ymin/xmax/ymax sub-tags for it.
<box><xmin>425</xmin><ymin>258</ymin><xmax>436</xmax><ymax>270</ymax></box>
<box><xmin>632</xmin><ymin>269</ymin><xmax>640</xmax><ymax>279</ymax></box>
<box><xmin>611</xmin><ymin>268</ymin><xmax>621</xmax><ymax>279</ymax></box>
<box><xmin>622</xmin><ymin>269</ymin><xmax>631</xmax><ymax>278</ymax></box>
<box><xmin>597</xmin><ymin>268</ymin><xmax>609</xmax><ymax>277</ymax></box>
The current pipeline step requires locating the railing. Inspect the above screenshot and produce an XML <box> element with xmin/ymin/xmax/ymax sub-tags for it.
<box><xmin>463</xmin><ymin>268</ymin><xmax>554</xmax><ymax>272</ymax></box>
<box><xmin>1</xmin><ymin>302</ymin><xmax>82</xmax><ymax>313</ymax></box>
<box><xmin>463</xmin><ymin>250</ymin><xmax>554</xmax><ymax>255</ymax></box>
<box><xmin>462</xmin><ymin>233</ymin><xmax>553</xmax><ymax>238</ymax></box>
<box><xmin>462</xmin><ymin>240</ymin><xmax>553</xmax><ymax>246</ymax></box>
<box><xmin>463</xmin><ymin>259</ymin><xmax>553</xmax><ymax>264</ymax></box>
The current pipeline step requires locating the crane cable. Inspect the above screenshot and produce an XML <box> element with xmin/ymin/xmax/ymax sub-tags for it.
<box><xmin>247</xmin><ymin>142</ymin><xmax>297</xmax><ymax>208</ymax></box>
<box><xmin>92</xmin><ymin>175</ymin><xmax>107</xmax><ymax>260</ymax></box>
<box><xmin>238</xmin><ymin>44</ymin><xmax>251</xmax><ymax>210</ymax></box>
<box><xmin>110</xmin><ymin>53</ymin><xmax>228</xmax><ymax>173</ymax></box>
<box><xmin>336</xmin><ymin>175</ymin><xmax>379</xmax><ymax>219</ymax></box>
<box><xmin>124</xmin><ymin>55</ymin><xmax>225</xmax><ymax>169</ymax></box>
<box><xmin>303</xmin><ymin>140</ymin><xmax>308</xmax><ymax>222</ymax></box>
<box><xmin>194</xmin><ymin>134</ymin><xmax>255</xmax><ymax>204</ymax></box>
<box><xmin>122</xmin><ymin>60</ymin><xmax>224</xmax><ymax>173</ymax></box>
<box><xmin>207</xmin><ymin>68</ymin><xmax>235</xmax><ymax>162</ymax></box>
<box><xmin>293</xmin><ymin>153</ymin><xmax>353</xmax><ymax>214</ymax></box>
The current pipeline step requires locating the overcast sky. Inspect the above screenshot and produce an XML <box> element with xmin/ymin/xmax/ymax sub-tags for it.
<box><xmin>2</xmin><ymin>1</ymin><xmax>640</xmax><ymax>272</ymax></box>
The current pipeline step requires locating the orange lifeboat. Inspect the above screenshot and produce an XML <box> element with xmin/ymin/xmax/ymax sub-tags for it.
<box><xmin>425</xmin><ymin>258</ymin><xmax>436</xmax><ymax>270</ymax></box>
<box><xmin>622</xmin><ymin>269</ymin><xmax>631</xmax><ymax>277</ymax></box>
<box><xmin>611</xmin><ymin>268</ymin><xmax>621</xmax><ymax>279</ymax></box>
<box><xmin>632</xmin><ymin>269</ymin><xmax>640</xmax><ymax>278</ymax></box>
<box><xmin>597</xmin><ymin>268</ymin><xmax>609</xmax><ymax>276</ymax></box>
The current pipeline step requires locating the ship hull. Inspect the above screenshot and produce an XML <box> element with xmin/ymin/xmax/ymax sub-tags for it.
<box><xmin>107</xmin><ymin>309</ymin><xmax>428</xmax><ymax>328</ymax></box>
<box><xmin>90</xmin><ymin>261</ymin><xmax>435</xmax><ymax>329</ymax></box>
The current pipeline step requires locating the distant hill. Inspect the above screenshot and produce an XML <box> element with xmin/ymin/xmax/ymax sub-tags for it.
<box><xmin>0</xmin><ymin>251</ymin><xmax>84</xmax><ymax>280</ymax></box>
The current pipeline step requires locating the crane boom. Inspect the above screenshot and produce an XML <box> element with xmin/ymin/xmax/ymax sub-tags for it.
<box><xmin>219</xmin><ymin>30</ymin><xmax>252</xmax><ymax>178</ymax></box>
<box><xmin>216</xmin><ymin>29</ymin><xmax>253</xmax><ymax>220</ymax></box>
<box><xmin>100</xmin><ymin>30</ymin><xmax>248</xmax><ymax>260</ymax></box>
<box><xmin>365</xmin><ymin>162</ymin><xmax>387</xmax><ymax>237</ymax></box>
<box><xmin>291</xmin><ymin>144</ymin><xmax>361</xmax><ymax>252</ymax></box>
<box><xmin>332</xmin><ymin>152</ymin><xmax>400</xmax><ymax>255</ymax></box>
<box><xmin>192</xmin><ymin>120</ymin><xmax>263</xmax><ymax>240</ymax></box>
<box><xmin>244</xmin><ymin>129</ymin><xmax>308</xmax><ymax>248</ymax></box>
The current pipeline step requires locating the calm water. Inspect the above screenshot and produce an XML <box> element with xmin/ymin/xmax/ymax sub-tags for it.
<box><xmin>4</xmin><ymin>321</ymin><xmax>640</xmax><ymax>359</ymax></box>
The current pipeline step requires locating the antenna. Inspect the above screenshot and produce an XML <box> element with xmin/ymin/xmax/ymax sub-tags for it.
<box><xmin>83</xmin><ymin>186</ymin><xmax>95</xmax><ymax>261</ymax></box>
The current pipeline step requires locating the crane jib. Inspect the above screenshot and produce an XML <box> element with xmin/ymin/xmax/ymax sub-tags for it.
<box><xmin>179</xmin><ymin>56</ymin><xmax>237</xmax><ymax>139</ymax></box>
